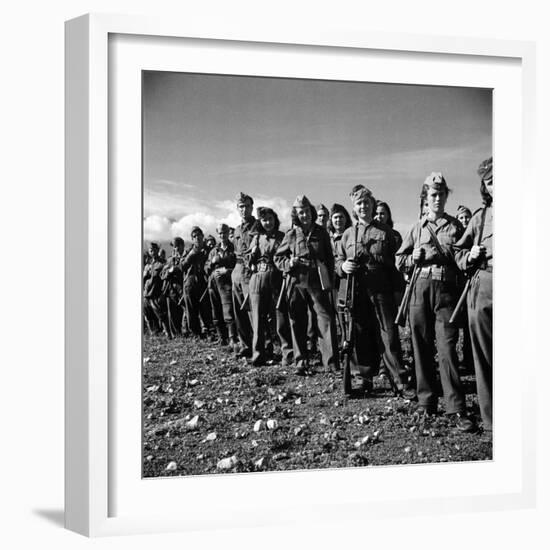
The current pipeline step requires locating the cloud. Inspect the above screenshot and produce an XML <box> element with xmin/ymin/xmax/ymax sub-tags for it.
<box><xmin>143</xmin><ymin>195</ymin><xmax>293</xmax><ymax>243</ymax></box>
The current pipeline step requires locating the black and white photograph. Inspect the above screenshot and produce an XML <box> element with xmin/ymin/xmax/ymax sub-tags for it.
<box><xmin>141</xmin><ymin>71</ymin><xmax>493</xmax><ymax>477</ymax></box>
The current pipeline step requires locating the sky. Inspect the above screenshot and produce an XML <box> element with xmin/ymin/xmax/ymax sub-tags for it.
<box><xmin>143</xmin><ymin>71</ymin><xmax>492</xmax><ymax>245</ymax></box>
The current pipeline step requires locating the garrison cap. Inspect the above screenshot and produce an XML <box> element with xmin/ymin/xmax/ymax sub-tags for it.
<box><xmin>216</xmin><ymin>223</ymin><xmax>229</xmax><ymax>233</ymax></box>
<box><xmin>205</xmin><ymin>234</ymin><xmax>216</xmax><ymax>242</ymax></box>
<box><xmin>190</xmin><ymin>226</ymin><xmax>203</xmax><ymax>236</ymax></box>
<box><xmin>316</xmin><ymin>203</ymin><xmax>329</xmax><ymax>213</ymax></box>
<box><xmin>235</xmin><ymin>192</ymin><xmax>253</xmax><ymax>206</ymax></box>
<box><xmin>257</xmin><ymin>206</ymin><xmax>275</xmax><ymax>218</ymax></box>
<box><xmin>349</xmin><ymin>185</ymin><xmax>374</xmax><ymax>204</ymax></box>
<box><xmin>424</xmin><ymin>172</ymin><xmax>448</xmax><ymax>190</ymax></box>
<box><xmin>330</xmin><ymin>203</ymin><xmax>348</xmax><ymax>216</ymax></box>
<box><xmin>170</xmin><ymin>236</ymin><xmax>184</xmax><ymax>247</ymax></box>
<box><xmin>149</xmin><ymin>241</ymin><xmax>160</xmax><ymax>250</ymax></box>
<box><xmin>477</xmin><ymin>157</ymin><xmax>493</xmax><ymax>181</ymax></box>
<box><xmin>292</xmin><ymin>195</ymin><xmax>313</xmax><ymax>209</ymax></box>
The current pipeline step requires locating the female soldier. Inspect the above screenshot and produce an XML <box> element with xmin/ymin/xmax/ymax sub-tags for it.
<box><xmin>336</xmin><ymin>186</ymin><xmax>412</xmax><ymax>396</ymax></box>
<box><xmin>205</xmin><ymin>223</ymin><xmax>238</xmax><ymax>348</ymax></box>
<box><xmin>246</xmin><ymin>207</ymin><xmax>293</xmax><ymax>367</ymax></box>
<box><xmin>454</xmin><ymin>158</ymin><xmax>493</xmax><ymax>434</ymax></box>
<box><xmin>396</xmin><ymin>173</ymin><xmax>475</xmax><ymax>431</ymax></box>
<box><xmin>274</xmin><ymin>195</ymin><xmax>339</xmax><ymax>375</ymax></box>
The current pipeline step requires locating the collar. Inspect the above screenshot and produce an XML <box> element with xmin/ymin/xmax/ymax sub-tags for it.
<box><xmin>421</xmin><ymin>213</ymin><xmax>451</xmax><ymax>228</ymax></box>
<box><xmin>241</xmin><ymin>216</ymin><xmax>256</xmax><ymax>230</ymax></box>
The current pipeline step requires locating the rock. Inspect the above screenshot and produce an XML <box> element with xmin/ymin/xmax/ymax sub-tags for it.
<box><xmin>266</xmin><ymin>419</ymin><xmax>278</xmax><ymax>430</ymax></box>
<box><xmin>144</xmin><ymin>357</ymin><xmax>151</xmax><ymax>363</ymax></box>
<box><xmin>409</xmin><ymin>426</ymin><xmax>417</xmax><ymax>432</ymax></box>
<box><xmin>253</xmin><ymin>420</ymin><xmax>263</xmax><ymax>432</ymax></box>
<box><xmin>205</xmin><ymin>432</ymin><xmax>217</xmax><ymax>441</ymax></box>
<box><xmin>267</xmin><ymin>387</ymin><xmax>276</xmax><ymax>396</ymax></box>
<box><xmin>295</xmin><ymin>398</ymin><xmax>302</xmax><ymax>405</ymax></box>
<box><xmin>187</xmin><ymin>415</ymin><xmax>200</xmax><ymax>429</ymax></box>
<box><xmin>273</xmin><ymin>452</ymin><xmax>289</xmax><ymax>461</ymax></box>
<box><xmin>404</xmin><ymin>446</ymin><xmax>411</xmax><ymax>453</ymax></box>
<box><xmin>146</xmin><ymin>385</ymin><xmax>160</xmax><ymax>392</ymax></box>
<box><xmin>194</xmin><ymin>400</ymin><xmax>205</xmax><ymax>409</ymax></box>
<box><xmin>206</xmin><ymin>355</ymin><xmax>214</xmax><ymax>361</ymax></box>
<box><xmin>188</xmin><ymin>379</ymin><xmax>199</xmax><ymax>386</ymax></box>
<box><xmin>294</xmin><ymin>426</ymin><xmax>303</xmax><ymax>436</ymax></box>
<box><xmin>251</xmin><ymin>440</ymin><xmax>259</xmax><ymax>447</ymax></box>
<box><xmin>165</xmin><ymin>461</ymin><xmax>177</xmax><ymax>471</ymax></box>
<box><xmin>361</xmin><ymin>435</ymin><xmax>371</xmax><ymax>445</ymax></box>
<box><xmin>254</xmin><ymin>457</ymin><xmax>268</xmax><ymax>469</ymax></box>
<box><xmin>319</xmin><ymin>417</ymin><xmax>328</xmax><ymax>425</ymax></box>
<box><xmin>169</xmin><ymin>360</ymin><xmax>177</xmax><ymax>366</ymax></box>
<box><xmin>217</xmin><ymin>455</ymin><xmax>238</xmax><ymax>470</ymax></box>
<box><xmin>146</xmin><ymin>455</ymin><xmax>154</xmax><ymax>461</ymax></box>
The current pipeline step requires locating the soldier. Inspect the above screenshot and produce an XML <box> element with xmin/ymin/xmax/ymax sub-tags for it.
<box><xmin>396</xmin><ymin>173</ymin><xmax>475</xmax><ymax>432</ymax></box>
<box><xmin>454</xmin><ymin>158</ymin><xmax>493</xmax><ymax>434</ymax></box>
<box><xmin>143</xmin><ymin>241</ymin><xmax>170</xmax><ymax>337</ymax></box>
<box><xmin>456</xmin><ymin>205</ymin><xmax>473</xmax><ymax>230</ymax></box>
<box><xmin>316</xmin><ymin>203</ymin><xmax>329</xmax><ymax>229</ymax></box>
<box><xmin>274</xmin><ymin>195</ymin><xmax>339</xmax><ymax>375</ymax></box>
<box><xmin>160</xmin><ymin>237</ymin><xmax>186</xmax><ymax>337</ymax></box>
<box><xmin>246</xmin><ymin>207</ymin><xmax>293</xmax><ymax>367</ymax></box>
<box><xmin>205</xmin><ymin>223</ymin><xmax>238</xmax><ymax>348</ymax></box>
<box><xmin>231</xmin><ymin>193</ymin><xmax>256</xmax><ymax>357</ymax></box>
<box><xmin>336</xmin><ymin>186</ymin><xmax>412</xmax><ymax>396</ymax></box>
<box><xmin>228</xmin><ymin>226</ymin><xmax>235</xmax><ymax>242</ymax></box>
<box><xmin>180</xmin><ymin>226</ymin><xmax>213</xmax><ymax>338</ymax></box>
<box><xmin>205</xmin><ymin>234</ymin><xmax>217</xmax><ymax>253</ymax></box>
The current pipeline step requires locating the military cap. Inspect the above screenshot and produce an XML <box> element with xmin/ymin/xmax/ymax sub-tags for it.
<box><xmin>170</xmin><ymin>236</ymin><xmax>184</xmax><ymax>247</ymax></box>
<box><xmin>456</xmin><ymin>205</ymin><xmax>472</xmax><ymax>217</ymax></box>
<box><xmin>292</xmin><ymin>195</ymin><xmax>313</xmax><ymax>209</ymax></box>
<box><xmin>149</xmin><ymin>241</ymin><xmax>160</xmax><ymax>250</ymax></box>
<box><xmin>316</xmin><ymin>203</ymin><xmax>329</xmax><ymax>213</ymax></box>
<box><xmin>235</xmin><ymin>192</ymin><xmax>254</xmax><ymax>206</ymax></box>
<box><xmin>216</xmin><ymin>223</ymin><xmax>229</xmax><ymax>233</ymax></box>
<box><xmin>205</xmin><ymin>234</ymin><xmax>216</xmax><ymax>242</ymax></box>
<box><xmin>330</xmin><ymin>203</ymin><xmax>348</xmax><ymax>216</ymax></box>
<box><xmin>349</xmin><ymin>185</ymin><xmax>374</xmax><ymax>203</ymax></box>
<box><xmin>477</xmin><ymin>157</ymin><xmax>493</xmax><ymax>181</ymax></box>
<box><xmin>424</xmin><ymin>172</ymin><xmax>448</xmax><ymax>189</ymax></box>
<box><xmin>190</xmin><ymin>226</ymin><xmax>203</xmax><ymax>236</ymax></box>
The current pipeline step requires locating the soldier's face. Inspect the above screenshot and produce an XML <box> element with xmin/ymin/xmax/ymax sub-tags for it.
<box><xmin>296</xmin><ymin>206</ymin><xmax>312</xmax><ymax>228</ymax></box>
<box><xmin>331</xmin><ymin>212</ymin><xmax>345</xmax><ymax>232</ymax></box>
<box><xmin>192</xmin><ymin>233</ymin><xmax>203</xmax><ymax>247</ymax></box>
<box><xmin>149</xmin><ymin>246</ymin><xmax>159</xmax><ymax>259</ymax></box>
<box><xmin>217</xmin><ymin>229</ymin><xmax>229</xmax><ymax>243</ymax></box>
<box><xmin>353</xmin><ymin>197</ymin><xmax>373</xmax><ymax>221</ymax></box>
<box><xmin>260</xmin><ymin>213</ymin><xmax>275</xmax><ymax>233</ymax></box>
<box><xmin>374</xmin><ymin>205</ymin><xmax>389</xmax><ymax>225</ymax></box>
<box><xmin>237</xmin><ymin>200</ymin><xmax>253</xmax><ymax>220</ymax></box>
<box><xmin>174</xmin><ymin>243</ymin><xmax>184</xmax><ymax>254</ymax></box>
<box><xmin>426</xmin><ymin>188</ymin><xmax>447</xmax><ymax>215</ymax></box>
<box><xmin>317</xmin><ymin>210</ymin><xmax>328</xmax><ymax>227</ymax></box>
<box><xmin>457</xmin><ymin>212</ymin><xmax>471</xmax><ymax>228</ymax></box>
<box><xmin>484</xmin><ymin>177</ymin><xmax>494</xmax><ymax>197</ymax></box>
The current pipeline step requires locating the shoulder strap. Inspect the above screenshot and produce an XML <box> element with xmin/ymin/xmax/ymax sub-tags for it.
<box><xmin>476</xmin><ymin>207</ymin><xmax>487</xmax><ymax>246</ymax></box>
<box><xmin>425</xmin><ymin>222</ymin><xmax>447</xmax><ymax>258</ymax></box>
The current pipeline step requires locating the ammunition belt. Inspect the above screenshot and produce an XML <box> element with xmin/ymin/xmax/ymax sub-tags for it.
<box><xmin>256</xmin><ymin>261</ymin><xmax>274</xmax><ymax>272</ymax></box>
<box><xmin>419</xmin><ymin>265</ymin><xmax>457</xmax><ymax>282</ymax></box>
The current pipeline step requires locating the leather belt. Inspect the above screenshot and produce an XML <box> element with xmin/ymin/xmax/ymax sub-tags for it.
<box><xmin>257</xmin><ymin>262</ymin><xmax>274</xmax><ymax>272</ymax></box>
<box><xmin>419</xmin><ymin>265</ymin><xmax>456</xmax><ymax>282</ymax></box>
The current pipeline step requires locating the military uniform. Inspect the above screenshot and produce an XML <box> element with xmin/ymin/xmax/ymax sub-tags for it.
<box><xmin>181</xmin><ymin>245</ymin><xmax>213</xmax><ymax>337</ymax></box>
<box><xmin>454</xmin><ymin>206</ymin><xmax>493</xmax><ymax>430</ymax></box>
<box><xmin>160</xmin><ymin>250</ymin><xmax>186</xmax><ymax>337</ymax></box>
<box><xmin>231</xmin><ymin>216</ymin><xmax>256</xmax><ymax>354</ymax></box>
<box><xmin>396</xmin><ymin>213</ymin><xmax>468</xmax><ymax>415</ymax></box>
<box><xmin>143</xmin><ymin>256</ymin><xmax>170</xmax><ymax>336</ymax></box>
<box><xmin>205</xmin><ymin>241</ymin><xmax>237</xmax><ymax>345</ymax></box>
<box><xmin>247</xmin><ymin>229</ymin><xmax>293</xmax><ymax>366</ymax></box>
<box><xmin>274</xmin><ymin>224</ymin><xmax>339</xmax><ymax>371</ymax></box>
<box><xmin>336</xmin><ymin>220</ymin><xmax>409</xmax><ymax>387</ymax></box>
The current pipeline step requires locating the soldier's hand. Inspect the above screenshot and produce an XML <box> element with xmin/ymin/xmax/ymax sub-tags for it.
<box><xmin>342</xmin><ymin>259</ymin><xmax>358</xmax><ymax>274</ymax></box>
<box><xmin>468</xmin><ymin>245</ymin><xmax>486</xmax><ymax>263</ymax></box>
<box><xmin>412</xmin><ymin>247</ymin><xmax>425</xmax><ymax>264</ymax></box>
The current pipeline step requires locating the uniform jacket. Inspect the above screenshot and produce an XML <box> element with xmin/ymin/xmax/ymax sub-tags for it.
<box><xmin>233</xmin><ymin>217</ymin><xmax>257</xmax><ymax>264</ymax></box>
<box><xmin>160</xmin><ymin>251</ymin><xmax>186</xmax><ymax>298</ymax></box>
<box><xmin>143</xmin><ymin>258</ymin><xmax>166</xmax><ymax>299</ymax></box>
<box><xmin>396</xmin><ymin>213</ymin><xmax>464</xmax><ymax>272</ymax></box>
<box><xmin>180</xmin><ymin>245</ymin><xmax>209</xmax><ymax>283</ymax></box>
<box><xmin>205</xmin><ymin>242</ymin><xmax>236</xmax><ymax>276</ymax></box>
<box><xmin>335</xmin><ymin>220</ymin><xmax>397</xmax><ymax>292</ymax></box>
<box><xmin>246</xmin><ymin>229</ymin><xmax>285</xmax><ymax>268</ymax></box>
<box><xmin>453</xmin><ymin>206</ymin><xmax>493</xmax><ymax>272</ymax></box>
<box><xmin>274</xmin><ymin>224</ymin><xmax>334</xmax><ymax>289</ymax></box>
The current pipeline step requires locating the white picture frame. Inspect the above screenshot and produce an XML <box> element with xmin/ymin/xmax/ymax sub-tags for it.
<box><xmin>65</xmin><ymin>13</ymin><xmax>537</xmax><ymax>537</ymax></box>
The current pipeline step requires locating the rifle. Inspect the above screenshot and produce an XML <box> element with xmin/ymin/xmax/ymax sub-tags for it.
<box><xmin>338</xmin><ymin>224</ymin><xmax>359</xmax><ymax>396</ymax></box>
<box><xmin>395</xmin><ymin>265</ymin><xmax>421</xmax><ymax>327</ymax></box>
<box><xmin>450</xmin><ymin>207</ymin><xmax>487</xmax><ymax>324</ymax></box>
<box><xmin>240</xmin><ymin>293</ymin><xmax>250</xmax><ymax>312</ymax></box>
<box><xmin>276</xmin><ymin>274</ymin><xmax>288</xmax><ymax>311</ymax></box>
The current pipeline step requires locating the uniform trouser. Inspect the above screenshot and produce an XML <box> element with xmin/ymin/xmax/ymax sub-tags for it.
<box><xmin>231</xmin><ymin>263</ymin><xmax>253</xmax><ymax>352</ymax></box>
<box><xmin>183</xmin><ymin>278</ymin><xmax>213</xmax><ymax>336</ymax></box>
<box><xmin>209</xmin><ymin>274</ymin><xmax>237</xmax><ymax>342</ymax></box>
<box><xmin>468</xmin><ymin>270</ymin><xmax>493</xmax><ymax>430</ymax></box>
<box><xmin>287</xmin><ymin>283</ymin><xmax>339</xmax><ymax>370</ymax></box>
<box><xmin>409</xmin><ymin>276</ymin><xmax>466</xmax><ymax>414</ymax></box>
<box><xmin>165</xmin><ymin>295</ymin><xmax>184</xmax><ymax>337</ymax></box>
<box><xmin>350</xmin><ymin>281</ymin><xmax>407</xmax><ymax>385</ymax></box>
<box><xmin>249</xmin><ymin>270</ymin><xmax>293</xmax><ymax>364</ymax></box>
<box><xmin>144</xmin><ymin>296</ymin><xmax>169</xmax><ymax>335</ymax></box>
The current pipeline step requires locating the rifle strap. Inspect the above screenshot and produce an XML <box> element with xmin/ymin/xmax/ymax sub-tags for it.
<box><xmin>476</xmin><ymin>207</ymin><xmax>487</xmax><ymax>246</ymax></box>
<box><xmin>425</xmin><ymin>222</ymin><xmax>447</xmax><ymax>259</ymax></box>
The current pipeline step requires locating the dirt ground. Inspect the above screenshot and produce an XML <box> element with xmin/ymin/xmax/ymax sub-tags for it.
<box><xmin>142</xmin><ymin>331</ymin><xmax>491</xmax><ymax>477</ymax></box>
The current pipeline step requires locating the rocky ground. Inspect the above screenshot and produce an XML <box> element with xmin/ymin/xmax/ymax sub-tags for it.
<box><xmin>143</xmin><ymin>332</ymin><xmax>491</xmax><ymax>477</ymax></box>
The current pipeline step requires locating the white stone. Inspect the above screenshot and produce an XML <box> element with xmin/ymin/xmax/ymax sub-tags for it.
<box><xmin>165</xmin><ymin>461</ymin><xmax>177</xmax><ymax>471</ymax></box>
<box><xmin>217</xmin><ymin>456</ymin><xmax>238</xmax><ymax>470</ymax></box>
<box><xmin>253</xmin><ymin>420</ymin><xmax>263</xmax><ymax>432</ymax></box>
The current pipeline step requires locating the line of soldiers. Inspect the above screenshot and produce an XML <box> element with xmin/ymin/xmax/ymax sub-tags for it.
<box><xmin>144</xmin><ymin>157</ymin><xmax>493</xmax><ymax>435</ymax></box>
